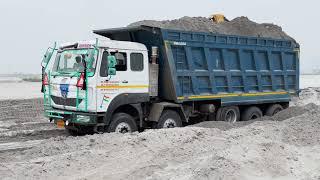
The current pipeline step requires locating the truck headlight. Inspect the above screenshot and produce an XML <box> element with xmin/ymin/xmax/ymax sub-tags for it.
<box><xmin>77</xmin><ymin>115</ymin><xmax>91</xmax><ymax>123</ymax></box>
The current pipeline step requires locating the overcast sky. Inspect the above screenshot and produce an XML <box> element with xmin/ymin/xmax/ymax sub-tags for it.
<box><xmin>0</xmin><ymin>0</ymin><xmax>319</xmax><ymax>74</ymax></box>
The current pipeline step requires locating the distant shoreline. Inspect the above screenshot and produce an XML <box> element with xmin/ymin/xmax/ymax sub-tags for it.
<box><xmin>0</xmin><ymin>74</ymin><xmax>41</xmax><ymax>83</ymax></box>
<box><xmin>0</xmin><ymin>74</ymin><xmax>319</xmax><ymax>83</ymax></box>
<box><xmin>0</xmin><ymin>80</ymin><xmax>41</xmax><ymax>83</ymax></box>
<box><xmin>301</xmin><ymin>73</ymin><xmax>320</xmax><ymax>75</ymax></box>
<box><xmin>22</xmin><ymin>78</ymin><xmax>42</xmax><ymax>82</ymax></box>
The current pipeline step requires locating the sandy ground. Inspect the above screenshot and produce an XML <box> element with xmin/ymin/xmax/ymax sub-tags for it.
<box><xmin>0</xmin><ymin>88</ymin><xmax>320</xmax><ymax>180</ymax></box>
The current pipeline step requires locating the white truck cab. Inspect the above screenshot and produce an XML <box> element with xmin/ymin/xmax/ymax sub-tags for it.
<box><xmin>42</xmin><ymin>38</ymin><xmax>155</xmax><ymax>134</ymax></box>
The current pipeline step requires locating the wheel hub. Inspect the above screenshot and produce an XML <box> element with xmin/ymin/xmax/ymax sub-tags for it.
<box><xmin>115</xmin><ymin>122</ymin><xmax>131</xmax><ymax>133</ymax></box>
<box><xmin>163</xmin><ymin>118</ymin><xmax>177</xmax><ymax>128</ymax></box>
<box><xmin>250</xmin><ymin>114</ymin><xmax>259</xmax><ymax>120</ymax></box>
<box><xmin>273</xmin><ymin>108</ymin><xmax>281</xmax><ymax>115</ymax></box>
<box><xmin>225</xmin><ymin>109</ymin><xmax>237</xmax><ymax>123</ymax></box>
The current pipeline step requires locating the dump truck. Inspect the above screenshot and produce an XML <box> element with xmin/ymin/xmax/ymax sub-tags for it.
<box><xmin>41</xmin><ymin>25</ymin><xmax>300</xmax><ymax>134</ymax></box>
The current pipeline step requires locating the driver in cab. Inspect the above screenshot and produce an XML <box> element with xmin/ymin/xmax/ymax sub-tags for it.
<box><xmin>73</xmin><ymin>55</ymin><xmax>85</xmax><ymax>72</ymax></box>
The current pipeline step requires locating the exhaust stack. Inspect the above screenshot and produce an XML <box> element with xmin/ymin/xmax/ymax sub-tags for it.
<box><xmin>151</xmin><ymin>46</ymin><xmax>159</xmax><ymax>64</ymax></box>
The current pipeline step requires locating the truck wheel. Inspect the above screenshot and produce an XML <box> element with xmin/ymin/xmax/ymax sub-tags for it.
<box><xmin>155</xmin><ymin>110</ymin><xmax>182</xmax><ymax>129</ymax></box>
<box><xmin>108</xmin><ymin>113</ymin><xmax>138</xmax><ymax>133</ymax></box>
<box><xmin>67</xmin><ymin>129</ymin><xmax>80</xmax><ymax>136</ymax></box>
<box><xmin>216</xmin><ymin>106</ymin><xmax>240</xmax><ymax>123</ymax></box>
<box><xmin>241</xmin><ymin>106</ymin><xmax>263</xmax><ymax>121</ymax></box>
<box><xmin>265</xmin><ymin>104</ymin><xmax>283</xmax><ymax>116</ymax></box>
<box><xmin>66</xmin><ymin>126</ymin><xmax>87</xmax><ymax>136</ymax></box>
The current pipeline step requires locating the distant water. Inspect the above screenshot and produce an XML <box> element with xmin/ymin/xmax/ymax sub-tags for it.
<box><xmin>0</xmin><ymin>76</ymin><xmax>23</xmax><ymax>83</ymax></box>
<box><xmin>0</xmin><ymin>81</ymin><xmax>42</xmax><ymax>100</ymax></box>
<box><xmin>300</xmin><ymin>75</ymin><xmax>320</xmax><ymax>89</ymax></box>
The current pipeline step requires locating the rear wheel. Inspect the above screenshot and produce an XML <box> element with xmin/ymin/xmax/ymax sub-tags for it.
<box><xmin>155</xmin><ymin>110</ymin><xmax>182</xmax><ymax>129</ymax></box>
<box><xmin>265</xmin><ymin>104</ymin><xmax>284</xmax><ymax>116</ymax></box>
<box><xmin>108</xmin><ymin>113</ymin><xmax>138</xmax><ymax>133</ymax></box>
<box><xmin>216</xmin><ymin>106</ymin><xmax>240</xmax><ymax>123</ymax></box>
<box><xmin>241</xmin><ymin>106</ymin><xmax>263</xmax><ymax>121</ymax></box>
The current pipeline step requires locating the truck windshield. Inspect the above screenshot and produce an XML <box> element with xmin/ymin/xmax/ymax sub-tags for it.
<box><xmin>53</xmin><ymin>49</ymin><xmax>98</xmax><ymax>75</ymax></box>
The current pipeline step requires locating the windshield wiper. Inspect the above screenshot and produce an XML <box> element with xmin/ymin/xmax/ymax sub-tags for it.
<box><xmin>57</xmin><ymin>71</ymin><xmax>71</xmax><ymax>75</ymax></box>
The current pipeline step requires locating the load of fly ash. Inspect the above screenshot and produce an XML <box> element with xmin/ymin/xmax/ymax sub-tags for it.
<box><xmin>128</xmin><ymin>16</ymin><xmax>295</xmax><ymax>41</ymax></box>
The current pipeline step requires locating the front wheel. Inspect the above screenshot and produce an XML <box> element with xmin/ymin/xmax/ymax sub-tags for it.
<box><xmin>66</xmin><ymin>125</ymin><xmax>92</xmax><ymax>136</ymax></box>
<box><xmin>67</xmin><ymin>129</ymin><xmax>81</xmax><ymax>136</ymax></box>
<box><xmin>108</xmin><ymin>113</ymin><xmax>138</xmax><ymax>133</ymax></box>
<box><xmin>154</xmin><ymin>110</ymin><xmax>182</xmax><ymax>129</ymax></box>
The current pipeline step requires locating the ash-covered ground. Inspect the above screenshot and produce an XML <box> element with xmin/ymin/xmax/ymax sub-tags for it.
<box><xmin>0</xmin><ymin>88</ymin><xmax>320</xmax><ymax>180</ymax></box>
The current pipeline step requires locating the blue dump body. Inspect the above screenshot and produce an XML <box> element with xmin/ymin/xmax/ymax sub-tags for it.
<box><xmin>94</xmin><ymin>26</ymin><xmax>300</xmax><ymax>106</ymax></box>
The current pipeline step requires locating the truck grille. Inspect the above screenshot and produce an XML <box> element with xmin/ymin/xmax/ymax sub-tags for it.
<box><xmin>51</xmin><ymin>96</ymin><xmax>83</xmax><ymax>107</ymax></box>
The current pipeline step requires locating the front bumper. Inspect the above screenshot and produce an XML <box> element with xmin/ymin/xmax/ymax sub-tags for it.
<box><xmin>45</xmin><ymin>109</ymin><xmax>98</xmax><ymax>125</ymax></box>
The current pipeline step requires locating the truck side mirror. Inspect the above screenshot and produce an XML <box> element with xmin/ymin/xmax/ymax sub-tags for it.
<box><xmin>108</xmin><ymin>55</ymin><xmax>117</xmax><ymax>68</ymax></box>
<box><xmin>108</xmin><ymin>68</ymin><xmax>116</xmax><ymax>75</ymax></box>
<box><xmin>107</xmin><ymin>55</ymin><xmax>117</xmax><ymax>75</ymax></box>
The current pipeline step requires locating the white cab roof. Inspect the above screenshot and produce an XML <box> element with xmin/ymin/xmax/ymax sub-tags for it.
<box><xmin>60</xmin><ymin>38</ymin><xmax>147</xmax><ymax>52</ymax></box>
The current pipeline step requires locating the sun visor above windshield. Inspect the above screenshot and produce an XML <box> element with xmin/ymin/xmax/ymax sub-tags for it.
<box><xmin>93</xmin><ymin>26</ymin><xmax>161</xmax><ymax>42</ymax></box>
<box><xmin>59</xmin><ymin>40</ymin><xmax>100</xmax><ymax>50</ymax></box>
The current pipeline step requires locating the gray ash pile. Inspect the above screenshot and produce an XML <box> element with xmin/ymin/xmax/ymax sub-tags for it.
<box><xmin>128</xmin><ymin>16</ymin><xmax>294</xmax><ymax>41</ymax></box>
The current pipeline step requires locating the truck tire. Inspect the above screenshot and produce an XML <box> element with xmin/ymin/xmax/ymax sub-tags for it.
<box><xmin>216</xmin><ymin>106</ymin><xmax>240</xmax><ymax>123</ymax></box>
<box><xmin>66</xmin><ymin>126</ymin><xmax>92</xmax><ymax>136</ymax></box>
<box><xmin>67</xmin><ymin>129</ymin><xmax>81</xmax><ymax>136</ymax></box>
<box><xmin>108</xmin><ymin>113</ymin><xmax>138</xmax><ymax>133</ymax></box>
<box><xmin>265</xmin><ymin>104</ymin><xmax>283</xmax><ymax>116</ymax></box>
<box><xmin>241</xmin><ymin>106</ymin><xmax>263</xmax><ymax>121</ymax></box>
<box><xmin>155</xmin><ymin>110</ymin><xmax>182</xmax><ymax>129</ymax></box>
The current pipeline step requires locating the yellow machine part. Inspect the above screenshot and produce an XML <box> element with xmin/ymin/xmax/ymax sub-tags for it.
<box><xmin>210</xmin><ymin>14</ymin><xmax>226</xmax><ymax>23</ymax></box>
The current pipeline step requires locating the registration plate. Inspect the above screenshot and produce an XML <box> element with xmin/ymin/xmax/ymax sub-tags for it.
<box><xmin>56</xmin><ymin>120</ymin><xmax>65</xmax><ymax>128</ymax></box>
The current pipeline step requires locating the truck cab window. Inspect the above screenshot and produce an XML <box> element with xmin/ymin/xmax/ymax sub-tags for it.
<box><xmin>111</xmin><ymin>52</ymin><xmax>127</xmax><ymax>71</ymax></box>
<box><xmin>130</xmin><ymin>53</ymin><xmax>144</xmax><ymax>71</ymax></box>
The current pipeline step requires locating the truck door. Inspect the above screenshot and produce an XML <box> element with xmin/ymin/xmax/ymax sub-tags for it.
<box><xmin>96</xmin><ymin>50</ymin><xmax>149</xmax><ymax>112</ymax></box>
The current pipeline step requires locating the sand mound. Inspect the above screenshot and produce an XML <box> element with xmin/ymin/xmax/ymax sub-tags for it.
<box><xmin>129</xmin><ymin>16</ymin><xmax>294</xmax><ymax>41</ymax></box>
<box><xmin>1</xmin><ymin>89</ymin><xmax>320</xmax><ymax>179</ymax></box>
<box><xmin>1</xmin><ymin>105</ymin><xmax>320</xmax><ymax>179</ymax></box>
<box><xmin>291</xmin><ymin>87</ymin><xmax>320</xmax><ymax>106</ymax></box>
